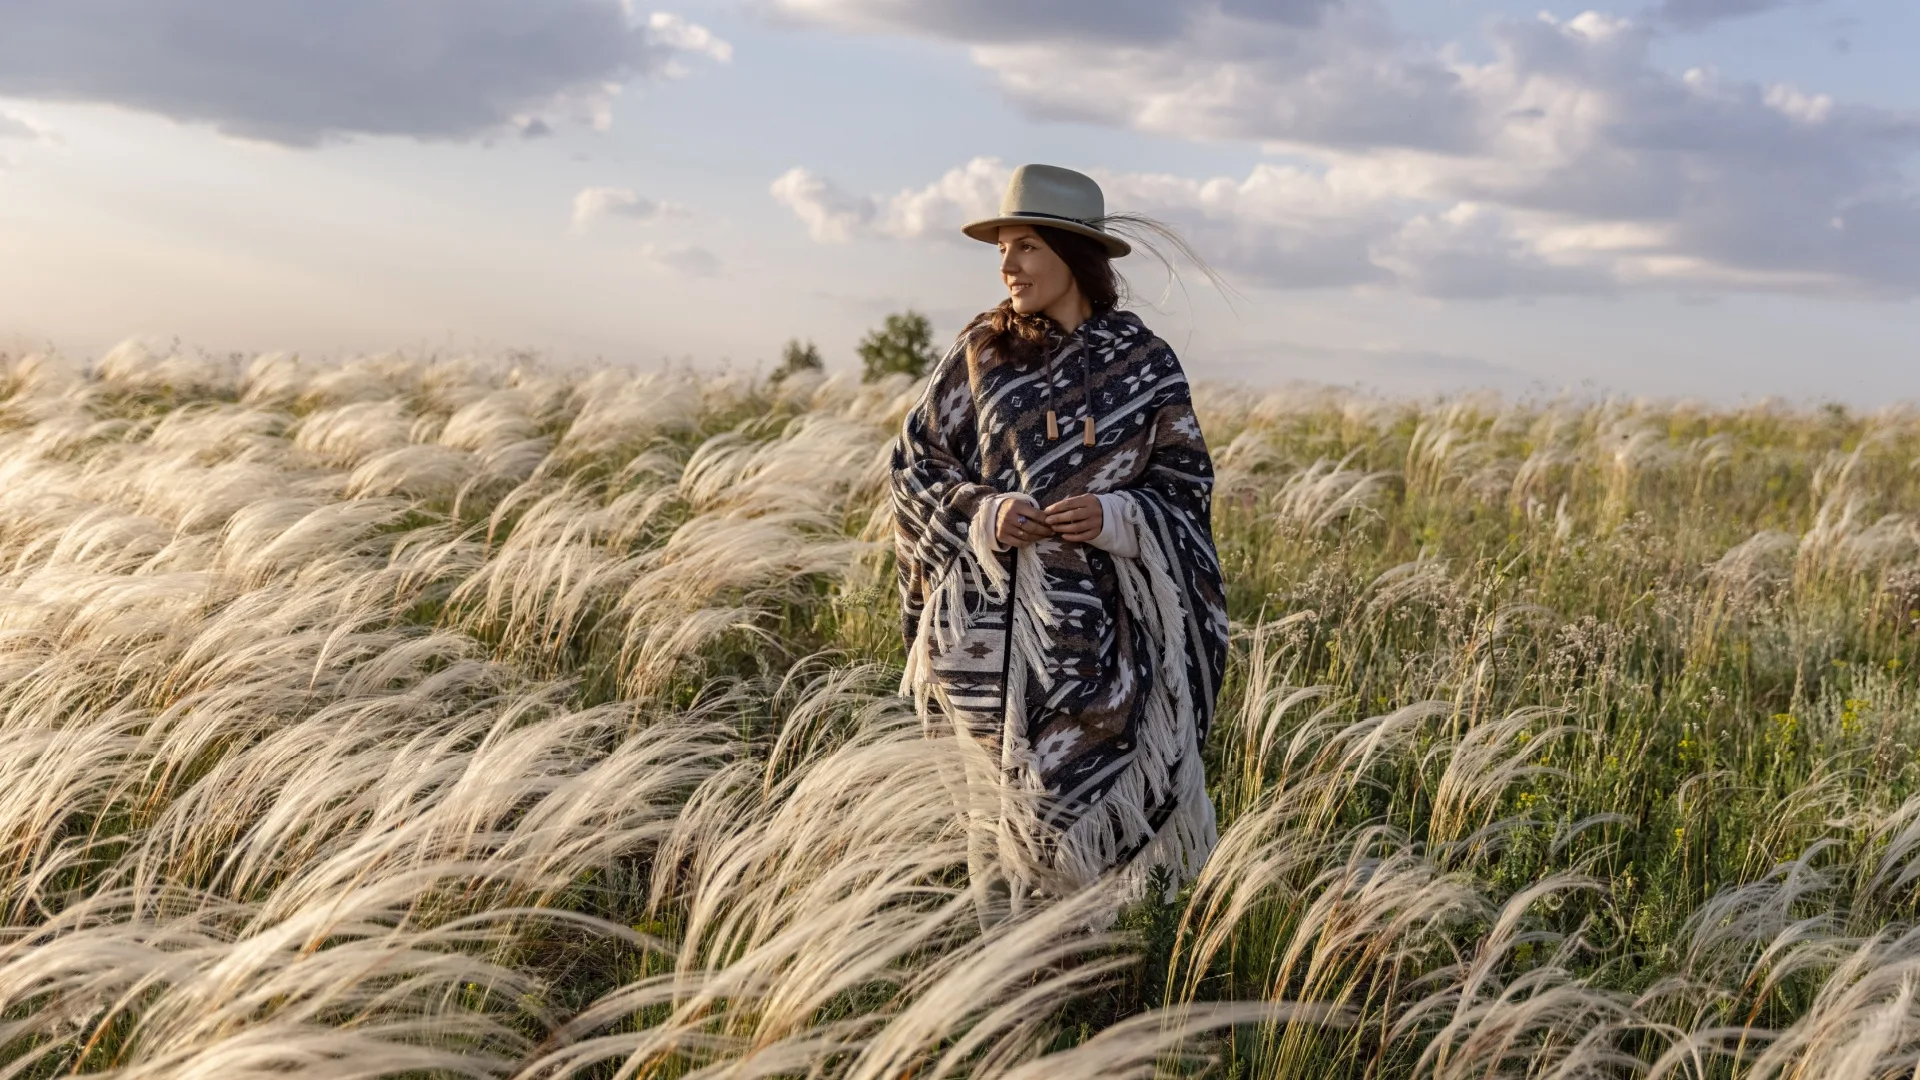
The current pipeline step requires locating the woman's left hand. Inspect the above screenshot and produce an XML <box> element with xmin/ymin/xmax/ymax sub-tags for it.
<box><xmin>1043</xmin><ymin>494</ymin><xmax>1103</xmax><ymax>544</ymax></box>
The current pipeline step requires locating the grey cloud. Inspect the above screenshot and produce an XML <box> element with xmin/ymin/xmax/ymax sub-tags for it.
<box><xmin>0</xmin><ymin>110</ymin><xmax>57</xmax><ymax>147</ymax></box>
<box><xmin>967</xmin><ymin>4</ymin><xmax>1485</xmax><ymax>155</ymax></box>
<box><xmin>643</xmin><ymin>243</ymin><xmax>721</xmax><ymax>277</ymax></box>
<box><xmin>769</xmin><ymin>0</ymin><xmax>1334</xmax><ymax>44</ymax></box>
<box><xmin>0</xmin><ymin>0</ymin><xmax>723</xmax><ymax>145</ymax></box>
<box><xmin>1655</xmin><ymin>0</ymin><xmax>1820</xmax><ymax>30</ymax></box>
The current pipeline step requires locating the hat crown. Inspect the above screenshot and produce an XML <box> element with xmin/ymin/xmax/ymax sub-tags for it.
<box><xmin>1000</xmin><ymin>164</ymin><xmax>1106</xmax><ymax>224</ymax></box>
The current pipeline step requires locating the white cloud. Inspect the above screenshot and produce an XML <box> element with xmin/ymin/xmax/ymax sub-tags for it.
<box><xmin>769</xmin><ymin>168</ymin><xmax>875</xmax><ymax>243</ymax></box>
<box><xmin>776</xmin><ymin>141</ymin><xmax>1920</xmax><ymax>299</ymax></box>
<box><xmin>641</xmin><ymin>243</ymin><xmax>722</xmax><ymax>277</ymax></box>
<box><xmin>642</xmin><ymin>11</ymin><xmax>734</xmax><ymax>62</ymax></box>
<box><xmin>770</xmin><ymin>158</ymin><xmax>1004</xmax><ymax>245</ymax></box>
<box><xmin>770</xmin><ymin>2</ymin><xmax>1920</xmax><ymax>299</ymax></box>
<box><xmin>0</xmin><ymin>2</ymin><xmax>730</xmax><ymax>146</ymax></box>
<box><xmin>775</xmin><ymin>156</ymin><xmax>1563</xmax><ymax>296</ymax></box>
<box><xmin>869</xmin><ymin>157</ymin><xmax>1006</xmax><ymax>241</ymax></box>
<box><xmin>571</xmin><ymin>187</ymin><xmax>686</xmax><ymax>232</ymax></box>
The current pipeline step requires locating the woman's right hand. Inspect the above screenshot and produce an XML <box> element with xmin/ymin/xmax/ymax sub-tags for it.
<box><xmin>996</xmin><ymin>496</ymin><xmax>1053</xmax><ymax>548</ymax></box>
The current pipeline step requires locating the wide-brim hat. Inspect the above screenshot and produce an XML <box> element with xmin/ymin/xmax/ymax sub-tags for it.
<box><xmin>961</xmin><ymin>163</ymin><xmax>1131</xmax><ymax>258</ymax></box>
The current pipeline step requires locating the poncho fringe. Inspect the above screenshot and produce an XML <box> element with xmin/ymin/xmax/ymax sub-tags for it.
<box><xmin>902</xmin><ymin>491</ymin><xmax>1218</xmax><ymax>898</ymax></box>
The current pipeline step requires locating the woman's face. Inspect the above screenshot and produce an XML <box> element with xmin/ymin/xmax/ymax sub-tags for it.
<box><xmin>997</xmin><ymin>225</ymin><xmax>1076</xmax><ymax>316</ymax></box>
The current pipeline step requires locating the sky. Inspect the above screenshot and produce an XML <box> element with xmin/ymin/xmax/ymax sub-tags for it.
<box><xmin>1</xmin><ymin>0</ymin><xmax>1917</xmax><ymax>403</ymax></box>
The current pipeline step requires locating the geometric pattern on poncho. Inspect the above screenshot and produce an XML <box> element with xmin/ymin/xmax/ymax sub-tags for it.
<box><xmin>890</xmin><ymin>307</ymin><xmax>1229</xmax><ymax>892</ymax></box>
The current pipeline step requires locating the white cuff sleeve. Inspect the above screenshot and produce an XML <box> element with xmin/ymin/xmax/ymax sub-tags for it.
<box><xmin>1088</xmin><ymin>492</ymin><xmax>1140</xmax><ymax>559</ymax></box>
<box><xmin>976</xmin><ymin>493</ymin><xmax>1041</xmax><ymax>552</ymax></box>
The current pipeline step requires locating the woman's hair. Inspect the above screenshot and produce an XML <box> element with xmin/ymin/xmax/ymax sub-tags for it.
<box><xmin>965</xmin><ymin>215</ymin><xmax>1226</xmax><ymax>368</ymax></box>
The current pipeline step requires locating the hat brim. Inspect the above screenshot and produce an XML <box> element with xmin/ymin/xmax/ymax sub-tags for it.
<box><xmin>962</xmin><ymin>213</ymin><xmax>1131</xmax><ymax>258</ymax></box>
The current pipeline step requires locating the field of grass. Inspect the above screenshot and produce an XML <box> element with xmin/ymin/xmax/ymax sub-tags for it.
<box><xmin>5</xmin><ymin>341</ymin><xmax>1920</xmax><ymax>1077</ymax></box>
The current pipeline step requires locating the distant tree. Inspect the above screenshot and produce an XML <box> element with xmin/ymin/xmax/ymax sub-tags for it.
<box><xmin>771</xmin><ymin>338</ymin><xmax>823</xmax><ymax>383</ymax></box>
<box><xmin>857</xmin><ymin>311</ymin><xmax>937</xmax><ymax>383</ymax></box>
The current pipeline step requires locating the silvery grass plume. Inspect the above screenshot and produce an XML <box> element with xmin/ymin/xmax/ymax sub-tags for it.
<box><xmin>10</xmin><ymin>343</ymin><xmax>1920</xmax><ymax>1076</ymax></box>
<box><xmin>525</xmin><ymin>675</ymin><xmax>1325</xmax><ymax>1080</ymax></box>
<box><xmin>1269</xmin><ymin>455</ymin><xmax>1396</xmax><ymax>534</ymax></box>
<box><xmin>1172</xmin><ymin>671</ymin><xmax>1631</xmax><ymax>1075</ymax></box>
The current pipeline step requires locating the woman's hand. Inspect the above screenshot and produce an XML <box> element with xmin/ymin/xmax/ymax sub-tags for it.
<box><xmin>996</xmin><ymin>496</ymin><xmax>1053</xmax><ymax>548</ymax></box>
<box><xmin>1044</xmin><ymin>494</ymin><xmax>1103</xmax><ymax>544</ymax></box>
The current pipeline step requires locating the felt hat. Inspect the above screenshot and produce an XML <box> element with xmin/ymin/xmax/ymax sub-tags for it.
<box><xmin>961</xmin><ymin>163</ymin><xmax>1131</xmax><ymax>258</ymax></box>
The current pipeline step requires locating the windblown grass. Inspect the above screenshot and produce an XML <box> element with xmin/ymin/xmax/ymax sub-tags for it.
<box><xmin>4</xmin><ymin>342</ymin><xmax>1920</xmax><ymax>1077</ymax></box>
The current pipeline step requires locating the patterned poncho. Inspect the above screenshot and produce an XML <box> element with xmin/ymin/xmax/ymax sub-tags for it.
<box><xmin>890</xmin><ymin>307</ymin><xmax>1228</xmax><ymax>895</ymax></box>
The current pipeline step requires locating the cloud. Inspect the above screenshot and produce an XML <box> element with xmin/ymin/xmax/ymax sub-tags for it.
<box><xmin>773</xmin><ymin>156</ymin><xmax>1578</xmax><ymax>297</ymax></box>
<box><xmin>571</xmin><ymin>187</ymin><xmax>686</xmax><ymax>231</ymax></box>
<box><xmin>1655</xmin><ymin>0</ymin><xmax>1821</xmax><ymax>30</ymax></box>
<box><xmin>0</xmin><ymin>2</ymin><xmax>729</xmax><ymax>146</ymax></box>
<box><xmin>644</xmin><ymin>11</ymin><xmax>734</xmax><ymax>62</ymax></box>
<box><xmin>0</xmin><ymin>111</ymin><xmax>57</xmax><ymax>143</ymax></box>
<box><xmin>769</xmin><ymin>158</ymin><xmax>1006</xmax><ymax>245</ymax></box>
<box><xmin>769</xmin><ymin>167</ymin><xmax>876</xmax><ymax>242</ymax></box>
<box><xmin>770</xmin><ymin>3</ymin><xmax>1920</xmax><ymax>299</ymax></box>
<box><xmin>0</xmin><ymin>110</ymin><xmax>59</xmax><ymax>171</ymax></box>
<box><xmin>641</xmin><ymin>243</ymin><xmax>721</xmax><ymax>277</ymax></box>
<box><xmin>776</xmin><ymin>0</ymin><xmax>1477</xmax><ymax>153</ymax></box>
<box><xmin>769</xmin><ymin>0</ymin><xmax>1335</xmax><ymax>44</ymax></box>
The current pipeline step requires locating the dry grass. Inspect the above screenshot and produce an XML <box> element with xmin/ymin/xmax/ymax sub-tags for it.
<box><xmin>3</xmin><ymin>343</ymin><xmax>1920</xmax><ymax>1077</ymax></box>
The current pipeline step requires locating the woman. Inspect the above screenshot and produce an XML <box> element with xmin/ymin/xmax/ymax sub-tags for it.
<box><xmin>889</xmin><ymin>164</ymin><xmax>1228</xmax><ymax>907</ymax></box>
